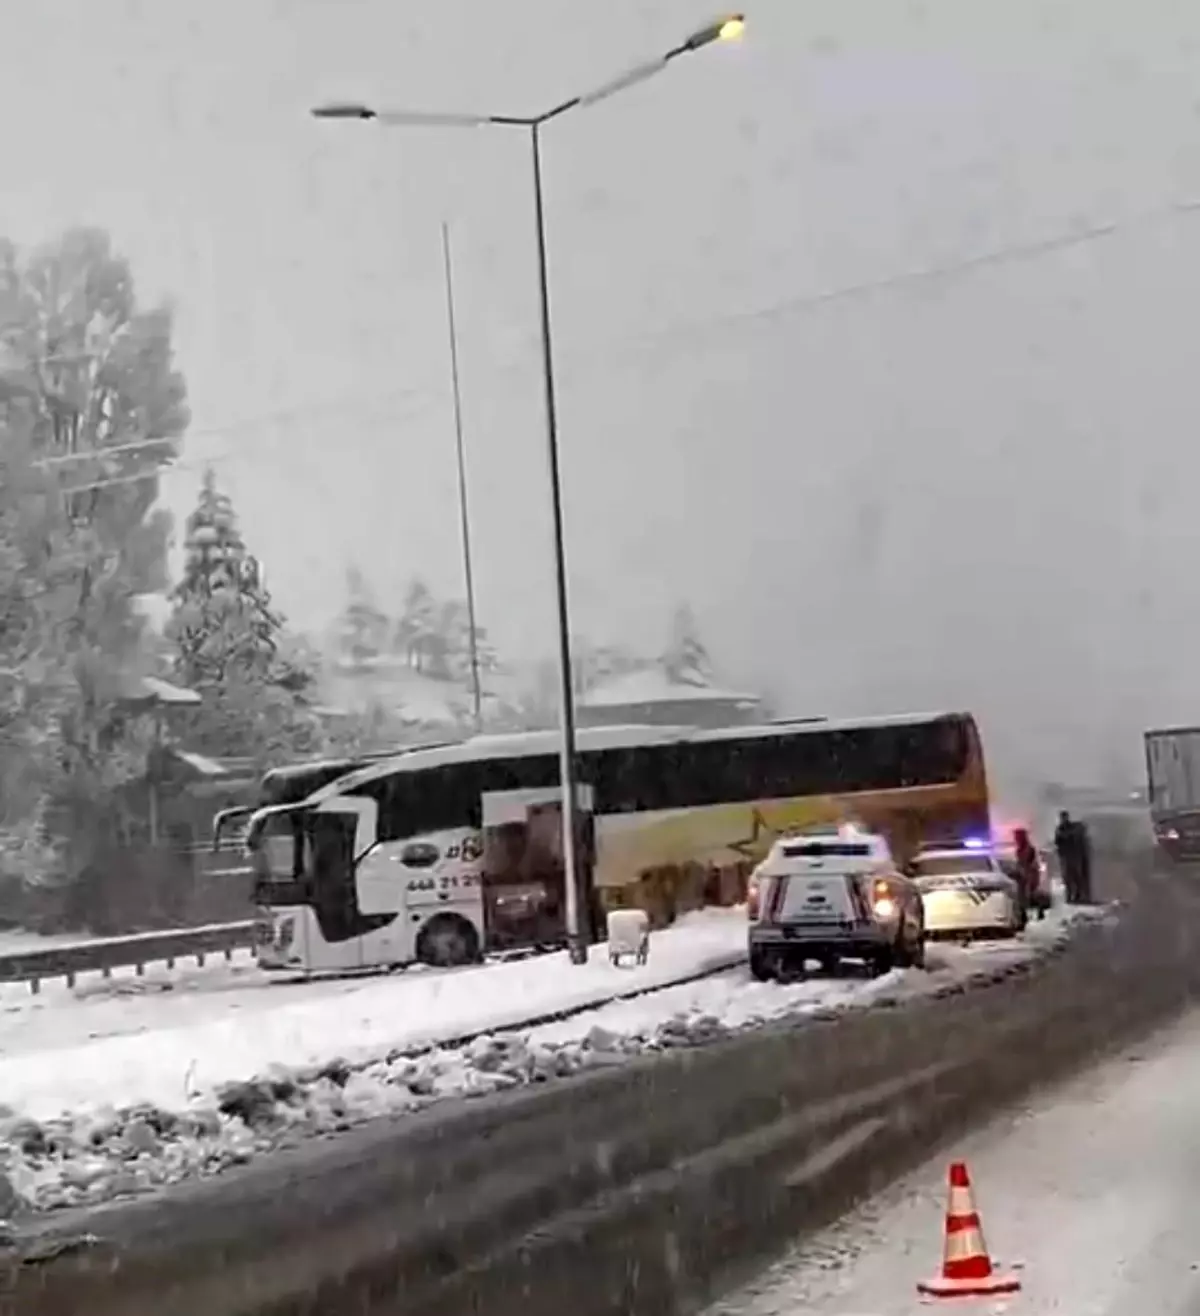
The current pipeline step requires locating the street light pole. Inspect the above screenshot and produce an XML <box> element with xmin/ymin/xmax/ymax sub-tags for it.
<box><xmin>313</xmin><ymin>13</ymin><xmax>744</xmax><ymax>966</ymax></box>
<box><xmin>527</xmin><ymin>119</ymin><xmax>588</xmax><ymax>961</ymax></box>
<box><xmin>440</xmin><ymin>221</ymin><xmax>484</xmax><ymax>733</ymax></box>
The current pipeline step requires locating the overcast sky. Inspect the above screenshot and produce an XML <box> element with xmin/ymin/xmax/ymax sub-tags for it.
<box><xmin>4</xmin><ymin>0</ymin><xmax>1200</xmax><ymax>789</ymax></box>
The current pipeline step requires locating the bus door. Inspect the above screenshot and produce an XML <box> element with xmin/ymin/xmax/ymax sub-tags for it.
<box><xmin>308</xmin><ymin>796</ymin><xmax>393</xmax><ymax>967</ymax></box>
<box><xmin>480</xmin><ymin>785</ymin><xmax>596</xmax><ymax>952</ymax></box>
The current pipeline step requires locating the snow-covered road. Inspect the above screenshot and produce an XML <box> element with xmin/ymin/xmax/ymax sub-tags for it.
<box><xmin>0</xmin><ymin>898</ymin><xmax>1110</xmax><ymax>1217</ymax></box>
<box><xmin>708</xmin><ymin>1003</ymin><xmax>1200</xmax><ymax>1316</ymax></box>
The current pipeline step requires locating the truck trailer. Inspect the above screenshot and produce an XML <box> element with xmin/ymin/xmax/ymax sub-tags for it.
<box><xmin>1144</xmin><ymin>726</ymin><xmax>1200</xmax><ymax>860</ymax></box>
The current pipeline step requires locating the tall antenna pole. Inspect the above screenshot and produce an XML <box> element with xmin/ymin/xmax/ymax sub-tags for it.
<box><xmin>441</xmin><ymin>222</ymin><xmax>484</xmax><ymax>732</ymax></box>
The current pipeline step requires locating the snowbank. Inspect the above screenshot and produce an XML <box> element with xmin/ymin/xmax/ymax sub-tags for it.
<box><xmin>0</xmin><ymin>909</ymin><xmax>746</xmax><ymax>1120</ymax></box>
<box><xmin>0</xmin><ymin>929</ymin><xmax>83</xmax><ymax>956</ymax></box>
<box><xmin>0</xmin><ymin>900</ymin><xmax>1114</xmax><ymax>1217</ymax></box>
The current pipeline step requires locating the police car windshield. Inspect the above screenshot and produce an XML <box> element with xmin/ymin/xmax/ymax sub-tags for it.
<box><xmin>915</xmin><ymin>852</ymin><xmax>995</xmax><ymax>876</ymax></box>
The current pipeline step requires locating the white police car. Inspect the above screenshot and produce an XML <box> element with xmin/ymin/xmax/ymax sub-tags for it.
<box><xmin>747</xmin><ymin>825</ymin><xmax>926</xmax><ymax>980</ymax></box>
<box><xmin>910</xmin><ymin>840</ymin><xmax>1025</xmax><ymax>940</ymax></box>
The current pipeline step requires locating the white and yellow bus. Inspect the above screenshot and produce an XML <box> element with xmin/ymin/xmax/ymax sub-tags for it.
<box><xmin>242</xmin><ymin>711</ymin><xmax>990</xmax><ymax>974</ymax></box>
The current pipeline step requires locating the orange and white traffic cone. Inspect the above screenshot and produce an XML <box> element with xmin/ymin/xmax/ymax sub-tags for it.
<box><xmin>917</xmin><ymin>1161</ymin><xmax>1021</xmax><ymax>1299</ymax></box>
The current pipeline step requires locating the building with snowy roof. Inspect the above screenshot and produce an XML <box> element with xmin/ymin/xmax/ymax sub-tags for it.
<box><xmin>578</xmin><ymin>667</ymin><xmax>762</xmax><ymax>730</ymax></box>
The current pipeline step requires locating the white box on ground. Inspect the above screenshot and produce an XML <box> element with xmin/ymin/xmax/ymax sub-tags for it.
<box><xmin>607</xmin><ymin>909</ymin><xmax>650</xmax><ymax>966</ymax></box>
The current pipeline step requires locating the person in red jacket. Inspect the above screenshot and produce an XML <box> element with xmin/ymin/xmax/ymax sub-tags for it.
<box><xmin>1012</xmin><ymin>827</ymin><xmax>1046</xmax><ymax>920</ymax></box>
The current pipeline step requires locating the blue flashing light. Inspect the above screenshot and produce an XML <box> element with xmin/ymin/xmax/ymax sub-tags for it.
<box><xmin>962</xmin><ymin>836</ymin><xmax>988</xmax><ymax>850</ymax></box>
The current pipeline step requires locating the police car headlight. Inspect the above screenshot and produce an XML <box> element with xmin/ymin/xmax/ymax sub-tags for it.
<box><xmin>873</xmin><ymin>896</ymin><xmax>897</xmax><ymax>919</ymax></box>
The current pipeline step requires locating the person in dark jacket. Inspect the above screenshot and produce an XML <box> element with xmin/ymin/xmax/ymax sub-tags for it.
<box><xmin>1076</xmin><ymin>817</ymin><xmax>1094</xmax><ymax>904</ymax></box>
<box><xmin>1054</xmin><ymin>810</ymin><xmax>1083</xmax><ymax>903</ymax></box>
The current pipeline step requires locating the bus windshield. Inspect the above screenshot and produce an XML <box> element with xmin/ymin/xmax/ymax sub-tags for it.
<box><xmin>248</xmin><ymin>810</ymin><xmax>305</xmax><ymax>903</ymax></box>
<box><xmin>249</xmin><ymin>808</ymin><xmax>358</xmax><ymax>908</ymax></box>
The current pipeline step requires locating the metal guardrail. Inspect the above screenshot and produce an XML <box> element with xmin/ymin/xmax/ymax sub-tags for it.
<box><xmin>0</xmin><ymin>920</ymin><xmax>257</xmax><ymax>993</ymax></box>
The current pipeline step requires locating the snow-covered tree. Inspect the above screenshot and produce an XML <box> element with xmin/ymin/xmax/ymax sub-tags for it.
<box><xmin>169</xmin><ymin>469</ymin><xmax>279</xmax><ymax>686</ymax></box>
<box><xmin>0</xmin><ymin>227</ymin><xmax>190</xmax><ymax>894</ymax></box>
<box><xmin>337</xmin><ymin>565</ymin><xmax>389</xmax><ymax>669</ymax></box>
<box><xmin>571</xmin><ymin>637</ymin><xmax>647</xmax><ymax>696</ymax></box>
<box><xmin>0</xmin><ymin>419</ymin><xmax>75</xmax><ymax>886</ymax></box>
<box><xmin>662</xmin><ymin>603</ymin><xmax>712</xmax><ymax>686</ymax></box>
<box><xmin>166</xmin><ymin>473</ymin><xmax>321</xmax><ymax>760</ymax></box>
<box><xmin>273</xmin><ymin>631</ymin><xmax>323</xmax><ymax>697</ymax></box>
<box><xmin>394</xmin><ymin>577</ymin><xmax>437</xmax><ymax>672</ymax></box>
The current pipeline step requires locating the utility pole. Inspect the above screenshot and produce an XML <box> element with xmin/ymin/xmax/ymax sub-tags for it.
<box><xmin>441</xmin><ymin>222</ymin><xmax>484</xmax><ymax>732</ymax></box>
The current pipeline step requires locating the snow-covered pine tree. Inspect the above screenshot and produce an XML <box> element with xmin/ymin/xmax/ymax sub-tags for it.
<box><xmin>337</xmin><ymin>565</ymin><xmax>389</xmax><ymax>670</ymax></box>
<box><xmin>169</xmin><ymin>468</ymin><xmax>280</xmax><ymax>687</ymax></box>
<box><xmin>662</xmin><ymin>603</ymin><xmax>713</xmax><ymax>686</ymax></box>
<box><xmin>166</xmin><ymin>471</ymin><xmax>321</xmax><ymax>760</ymax></box>
<box><xmin>395</xmin><ymin>578</ymin><xmax>437</xmax><ymax>672</ymax></box>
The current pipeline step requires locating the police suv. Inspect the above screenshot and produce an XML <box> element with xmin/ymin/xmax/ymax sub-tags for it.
<box><xmin>746</xmin><ymin>825</ymin><xmax>927</xmax><ymax>981</ymax></box>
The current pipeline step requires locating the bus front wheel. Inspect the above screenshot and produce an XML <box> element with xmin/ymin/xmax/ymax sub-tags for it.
<box><xmin>417</xmin><ymin>914</ymin><xmax>481</xmax><ymax>969</ymax></box>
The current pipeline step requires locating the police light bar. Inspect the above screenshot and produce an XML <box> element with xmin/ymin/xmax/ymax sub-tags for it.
<box><xmin>962</xmin><ymin>836</ymin><xmax>988</xmax><ymax>850</ymax></box>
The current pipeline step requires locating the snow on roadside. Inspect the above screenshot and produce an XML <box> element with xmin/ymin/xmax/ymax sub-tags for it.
<box><xmin>529</xmin><ymin>895</ymin><xmax>1114</xmax><ymax>1050</ymax></box>
<box><xmin>0</xmin><ymin>929</ymin><xmax>86</xmax><ymax>956</ymax></box>
<box><xmin>0</xmin><ymin>909</ymin><xmax>745</xmax><ymax>1119</ymax></box>
<box><xmin>0</xmin><ymin>951</ymin><xmax>269</xmax><ymax>1059</ymax></box>
<box><xmin>0</xmin><ymin>898</ymin><xmax>1114</xmax><ymax>1219</ymax></box>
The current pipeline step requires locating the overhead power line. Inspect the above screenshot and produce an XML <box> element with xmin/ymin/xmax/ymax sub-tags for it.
<box><xmin>560</xmin><ymin>195</ymin><xmax>1200</xmax><ymax>363</ymax></box>
<box><xmin>30</xmin><ymin>381</ymin><xmax>448</xmax><ymax>470</ymax></box>
<box><xmin>38</xmin><ymin>192</ymin><xmax>1200</xmax><ymax>500</ymax></box>
<box><xmin>52</xmin><ymin>388</ymin><xmax>447</xmax><ymax>497</ymax></box>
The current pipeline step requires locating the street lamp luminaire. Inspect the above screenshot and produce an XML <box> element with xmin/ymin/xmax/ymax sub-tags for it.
<box><xmin>313</xmin><ymin>14</ymin><xmax>744</xmax><ymax>966</ymax></box>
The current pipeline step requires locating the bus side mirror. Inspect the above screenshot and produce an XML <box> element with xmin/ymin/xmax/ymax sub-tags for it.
<box><xmin>212</xmin><ymin>805</ymin><xmax>254</xmax><ymax>853</ymax></box>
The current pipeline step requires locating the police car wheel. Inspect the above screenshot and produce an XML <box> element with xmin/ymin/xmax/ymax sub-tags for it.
<box><xmin>870</xmin><ymin>948</ymin><xmax>894</xmax><ymax>977</ymax></box>
<box><xmin>890</xmin><ymin>931</ymin><xmax>918</xmax><ymax>970</ymax></box>
<box><xmin>749</xmin><ymin>948</ymin><xmax>774</xmax><ymax>982</ymax></box>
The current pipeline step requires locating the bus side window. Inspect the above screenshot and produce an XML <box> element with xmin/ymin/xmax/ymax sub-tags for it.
<box><xmin>630</xmin><ymin>742</ymin><xmax>685</xmax><ymax>812</ymax></box>
<box><xmin>477</xmin><ymin>754</ymin><xmax>559</xmax><ymax>800</ymax></box>
<box><xmin>749</xmin><ymin>737</ymin><xmax>797</xmax><ymax>801</ymax></box>
<box><xmin>358</xmin><ymin>778</ymin><xmax>403</xmax><ymax>843</ymax></box>
<box><xmin>373</xmin><ymin>763</ymin><xmax>486</xmax><ymax>840</ymax></box>
<box><xmin>593</xmin><ymin>745</ymin><xmax>646</xmax><ymax>814</ymax></box>
<box><xmin>676</xmin><ymin>740</ymin><xmax>736</xmax><ymax>808</ymax></box>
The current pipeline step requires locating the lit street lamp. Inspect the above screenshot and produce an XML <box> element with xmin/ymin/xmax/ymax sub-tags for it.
<box><xmin>313</xmin><ymin>14</ymin><xmax>744</xmax><ymax>966</ymax></box>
